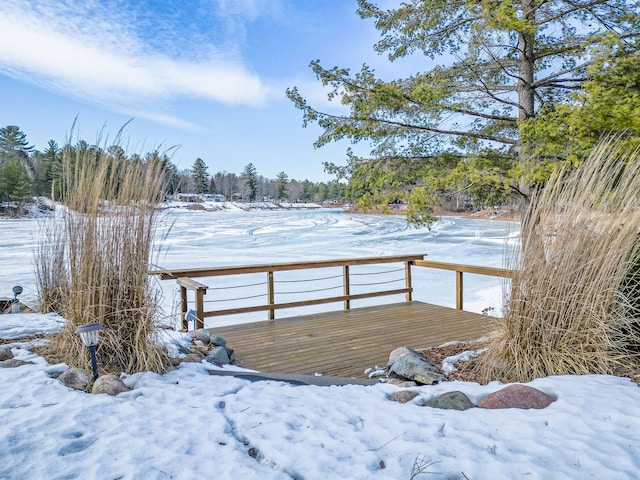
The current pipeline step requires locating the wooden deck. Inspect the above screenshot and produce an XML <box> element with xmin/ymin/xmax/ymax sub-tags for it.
<box><xmin>208</xmin><ymin>301</ymin><xmax>495</xmax><ymax>378</ymax></box>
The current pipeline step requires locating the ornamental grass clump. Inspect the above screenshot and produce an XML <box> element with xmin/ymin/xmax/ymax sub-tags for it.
<box><xmin>476</xmin><ymin>140</ymin><xmax>640</xmax><ymax>383</ymax></box>
<box><xmin>36</xmin><ymin>144</ymin><xmax>169</xmax><ymax>374</ymax></box>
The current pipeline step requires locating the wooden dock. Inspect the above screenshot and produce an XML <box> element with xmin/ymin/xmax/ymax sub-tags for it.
<box><xmin>209</xmin><ymin>301</ymin><xmax>495</xmax><ymax>378</ymax></box>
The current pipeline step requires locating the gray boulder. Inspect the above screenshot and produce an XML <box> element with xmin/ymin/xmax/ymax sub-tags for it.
<box><xmin>0</xmin><ymin>358</ymin><xmax>34</xmax><ymax>368</ymax></box>
<box><xmin>210</xmin><ymin>335</ymin><xmax>227</xmax><ymax>347</ymax></box>
<box><xmin>205</xmin><ymin>346</ymin><xmax>230</xmax><ymax>366</ymax></box>
<box><xmin>420</xmin><ymin>391</ymin><xmax>475</xmax><ymax>410</ymax></box>
<box><xmin>388</xmin><ymin>348</ymin><xmax>445</xmax><ymax>385</ymax></box>
<box><xmin>188</xmin><ymin>329</ymin><xmax>211</xmax><ymax>345</ymax></box>
<box><xmin>92</xmin><ymin>374</ymin><xmax>130</xmax><ymax>396</ymax></box>
<box><xmin>0</xmin><ymin>346</ymin><xmax>13</xmax><ymax>361</ymax></box>
<box><xmin>59</xmin><ymin>368</ymin><xmax>91</xmax><ymax>391</ymax></box>
<box><xmin>388</xmin><ymin>346</ymin><xmax>414</xmax><ymax>367</ymax></box>
<box><xmin>387</xmin><ymin>390</ymin><xmax>420</xmax><ymax>403</ymax></box>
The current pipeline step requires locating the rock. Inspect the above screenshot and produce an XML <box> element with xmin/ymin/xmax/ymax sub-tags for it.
<box><xmin>92</xmin><ymin>375</ymin><xmax>130</xmax><ymax>396</ymax></box>
<box><xmin>477</xmin><ymin>384</ymin><xmax>555</xmax><ymax>410</ymax></box>
<box><xmin>225</xmin><ymin>347</ymin><xmax>236</xmax><ymax>363</ymax></box>
<box><xmin>387</xmin><ymin>390</ymin><xmax>419</xmax><ymax>403</ymax></box>
<box><xmin>420</xmin><ymin>391</ymin><xmax>475</xmax><ymax>410</ymax></box>
<box><xmin>205</xmin><ymin>346</ymin><xmax>230</xmax><ymax>366</ymax></box>
<box><xmin>0</xmin><ymin>358</ymin><xmax>34</xmax><ymax>368</ymax></box>
<box><xmin>0</xmin><ymin>346</ymin><xmax>13</xmax><ymax>361</ymax></box>
<box><xmin>388</xmin><ymin>349</ymin><xmax>445</xmax><ymax>385</ymax></box>
<box><xmin>383</xmin><ymin>378</ymin><xmax>418</xmax><ymax>388</ymax></box>
<box><xmin>181</xmin><ymin>353</ymin><xmax>204</xmax><ymax>363</ymax></box>
<box><xmin>210</xmin><ymin>335</ymin><xmax>227</xmax><ymax>347</ymax></box>
<box><xmin>59</xmin><ymin>368</ymin><xmax>91</xmax><ymax>391</ymax></box>
<box><xmin>388</xmin><ymin>346</ymin><xmax>415</xmax><ymax>367</ymax></box>
<box><xmin>191</xmin><ymin>345</ymin><xmax>209</xmax><ymax>355</ymax></box>
<box><xmin>188</xmin><ymin>329</ymin><xmax>211</xmax><ymax>345</ymax></box>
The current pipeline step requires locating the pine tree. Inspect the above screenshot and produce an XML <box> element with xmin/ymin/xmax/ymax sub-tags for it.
<box><xmin>276</xmin><ymin>171</ymin><xmax>288</xmax><ymax>201</ymax></box>
<box><xmin>288</xmin><ymin>0</ymin><xmax>640</xmax><ymax>224</ymax></box>
<box><xmin>191</xmin><ymin>158</ymin><xmax>209</xmax><ymax>194</ymax></box>
<box><xmin>0</xmin><ymin>159</ymin><xmax>31</xmax><ymax>203</ymax></box>
<box><xmin>242</xmin><ymin>163</ymin><xmax>258</xmax><ymax>202</ymax></box>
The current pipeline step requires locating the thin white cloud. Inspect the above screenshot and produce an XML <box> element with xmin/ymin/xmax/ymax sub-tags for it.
<box><xmin>0</xmin><ymin>0</ymin><xmax>276</xmax><ymax>123</ymax></box>
<box><xmin>289</xmin><ymin>77</ymin><xmax>352</xmax><ymax>115</ymax></box>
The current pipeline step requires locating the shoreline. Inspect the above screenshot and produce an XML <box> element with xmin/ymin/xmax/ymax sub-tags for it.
<box><xmin>344</xmin><ymin>204</ymin><xmax>521</xmax><ymax>223</ymax></box>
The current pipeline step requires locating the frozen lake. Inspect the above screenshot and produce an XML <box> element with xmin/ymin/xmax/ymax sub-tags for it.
<box><xmin>0</xmin><ymin>208</ymin><xmax>518</xmax><ymax>327</ymax></box>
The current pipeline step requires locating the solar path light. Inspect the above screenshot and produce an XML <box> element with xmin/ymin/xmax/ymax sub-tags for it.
<box><xmin>11</xmin><ymin>285</ymin><xmax>22</xmax><ymax>314</ymax></box>
<box><xmin>74</xmin><ymin>323</ymin><xmax>104</xmax><ymax>380</ymax></box>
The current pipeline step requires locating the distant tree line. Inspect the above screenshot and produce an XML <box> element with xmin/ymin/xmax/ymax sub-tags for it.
<box><xmin>183</xmin><ymin>158</ymin><xmax>346</xmax><ymax>203</ymax></box>
<box><xmin>0</xmin><ymin>126</ymin><xmax>348</xmax><ymax>210</ymax></box>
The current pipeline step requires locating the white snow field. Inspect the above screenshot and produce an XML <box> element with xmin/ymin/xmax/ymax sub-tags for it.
<box><xmin>0</xmin><ymin>208</ymin><xmax>516</xmax><ymax>326</ymax></box>
<box><xmin>3</xmin><ymin>209</ymin><xmax>639</xmax><ymax>479</ymax></box>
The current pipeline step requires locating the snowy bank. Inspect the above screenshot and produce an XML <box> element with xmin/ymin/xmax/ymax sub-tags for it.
<box><xmin>1</xmin><ymin>312</ymin><xmax>640</xmax><ymax>479</ymax></box>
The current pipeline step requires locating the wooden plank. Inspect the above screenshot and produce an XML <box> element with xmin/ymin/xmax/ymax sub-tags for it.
<box><xmin>177</xmin><ymin>277</ymin><xmax>209</xmax><ymax>290</ymax></box>
<box><xmin>209</xmin><ymin>302</ymin><xmax>493</xmax><ymax>378</ymax></box>
<box><xmin>150</xmin><ymin>254</ymin><xmax>426</xmax><ymax>279</ymax></box>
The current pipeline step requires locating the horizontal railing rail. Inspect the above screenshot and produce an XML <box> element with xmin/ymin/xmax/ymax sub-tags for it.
<box><xmin>413</xmin><ymin>259</ymin><xmax>515</xmax><ymax>311</ymax></box>
<box><xmin>150</xmin><ymin>255</ymin><xmax>425</xmax><ymax>329</ymax></box>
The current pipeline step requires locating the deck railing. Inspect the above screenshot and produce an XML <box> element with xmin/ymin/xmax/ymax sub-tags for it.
<box><xmin>150</xmin><ymin>256</ymin><xmax>515</xmax><ymax>330</ymax></box>
<box><xmin>150</xmin><ymin>255</ymin><xmax>425</xmax><ymax>329</ymax></box>
<box><xmin>412</xmin><ymin>260</ymin><xmax>515</xmax><ymax>311</ymax></box>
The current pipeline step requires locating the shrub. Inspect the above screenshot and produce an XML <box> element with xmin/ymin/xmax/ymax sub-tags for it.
<box><xmin>476</xmin><ymin>140</ymin><xmax>640</xmax><ymax>382</ymax></box>
<box><xmin>36</xmin><ymin>144</ymin><xmax>169</xmax><ymax>374</ymax></box>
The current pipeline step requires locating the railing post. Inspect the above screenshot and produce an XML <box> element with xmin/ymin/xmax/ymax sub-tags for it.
<box><xmin>405</xmin><ymin>261</ymin><xmax>413</xmax><ymax>302</ymax></box>
<box><xmin>180</xmin><ymin>285</ymin><xmax>188</xmax><ymax>330</ymax></box>
<box><xmin>343</xmin><ymin>265</ymin><xmax>350</xmax><ymax>310</ymax></box>
<box><xmin>456</xmin><ymin>271</ymin><xmax>463</xmax><ymax>310</ymax></box>
<box><xmin>267</xmin><ymin>271</ymin><xmax>275</xmax><ymax>320</ymax></box>
<box><xmin>195</xmin><ymin>288</ymin><xmax>205</xmax><ymax>329</ymax></box>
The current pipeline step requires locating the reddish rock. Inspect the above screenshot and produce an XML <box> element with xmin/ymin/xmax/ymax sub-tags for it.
<box><xmin>477</xmin><ymin>384</ymin><xmax>555</xmax><ymax>409</ymax></box>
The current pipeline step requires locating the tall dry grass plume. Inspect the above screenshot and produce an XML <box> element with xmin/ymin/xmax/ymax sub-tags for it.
<box><xmin>36</xmin><ymin>144</ymin><xmax>169</xmax><ymax>375</ymax></box>
<box><xmin>476</xmin><ymin>140</ymin><xmax>640</xmax><ymax>383</ymax></box>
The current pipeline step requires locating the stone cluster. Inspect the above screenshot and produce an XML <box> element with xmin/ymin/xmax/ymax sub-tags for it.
<box><xmin>0</xmin><ymin>345</ymin><xmax>34</xmax><ymax>368</ymax></box>
<box><xmin>182</xmin><ymin>329</ymin><xmax>240</xmax><ymax>367</ymax></box>
<box><xmin>385</xmin><ymin>345</ymin><xmax>556</xmax><ymax>410</ymax></box>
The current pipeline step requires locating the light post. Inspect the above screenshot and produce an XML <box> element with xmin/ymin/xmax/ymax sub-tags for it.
<box><xmin>74</xmin><ymin>323</ymin><xmax>103</xmax><ymax>380</ymax></box>
<box><xmin>11</xmin><ymin>285</ymin><xmax>22</xmax><ymax>314</ymax></box>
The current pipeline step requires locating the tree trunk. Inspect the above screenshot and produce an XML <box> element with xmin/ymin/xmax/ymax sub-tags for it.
<box><xmin>517</xmin><ymin>0</ymin><xmax>539</xmax><ymax>252</ymax></box>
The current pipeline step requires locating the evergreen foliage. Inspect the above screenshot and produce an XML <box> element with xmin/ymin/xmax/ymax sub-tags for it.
<box><xmin>191</xmin><ymin>158</ymin><xmax>209</xmax><ymax>194</ymax></box>
<box><xmin>0</xmin><ymin>159</ymin><xmax>31</xmax><ymax>203</ymax></box>
<box><xmin>276</xmin><ymin>171</ymin><xmax>288</xmax><ymax>201</ymax></box>
<box><xmin>287</xmin><ymin>0</ymin><xmax>640</xmax><ymax>223</ymax></box>
<box><xmin>242</xmin><ymin>162</ymin><xmax>259</xmax><ymax>202</ymax></box>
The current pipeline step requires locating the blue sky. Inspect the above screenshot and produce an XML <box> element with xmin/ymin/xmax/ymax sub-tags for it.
<box><xmin>0</xmin><ymin>0</ymin><xmax>411</xmax><ymax>181</ymax></box>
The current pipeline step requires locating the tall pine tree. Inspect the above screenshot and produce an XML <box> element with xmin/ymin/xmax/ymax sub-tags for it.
<box><xmin>288</xmin><ymin>0</ymin><xmax>640</xmax><ymax>224</ymax></box>
<box><xmin>191</xmin><ymin>158</ymin><xmax>209</xmax><ymax>194</ymax></box>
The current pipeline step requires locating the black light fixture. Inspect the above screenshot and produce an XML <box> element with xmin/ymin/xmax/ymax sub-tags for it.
<box><xmin>74</xmin><ymin>323</ymin><xmax>103</xmax><ymax>380</ymax></box>
<box><xmin>11</xmin><ymin>285</ymin><xmax>22</xmax><ymax>314</ymax></box>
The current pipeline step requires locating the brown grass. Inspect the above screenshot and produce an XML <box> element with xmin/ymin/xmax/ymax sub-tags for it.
<box><xmin>475</xmin><ymin>140</ymin><xmax>640</xmax><ymax>383</ymax></box>
<box><xmin>35</xmin><ymin>144</ymin><xmax>170</xmax><ymax>374</ymax></box>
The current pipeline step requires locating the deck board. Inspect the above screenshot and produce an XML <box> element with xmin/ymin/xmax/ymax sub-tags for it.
<box><xmin>208</xmin><ymin>302</ymin><xmax>494</xmax><ymax>378</ymax></box>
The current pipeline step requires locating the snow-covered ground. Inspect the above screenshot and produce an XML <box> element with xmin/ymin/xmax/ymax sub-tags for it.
<box><xmin>1</xmin><ymin>210</ymin><xmax>640</xmax><ymax>478</ymax></box>
<box><xmin>2</xmin><ymin>313</ymin><xmax>640</xmax><ymax>479</ymax></box>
